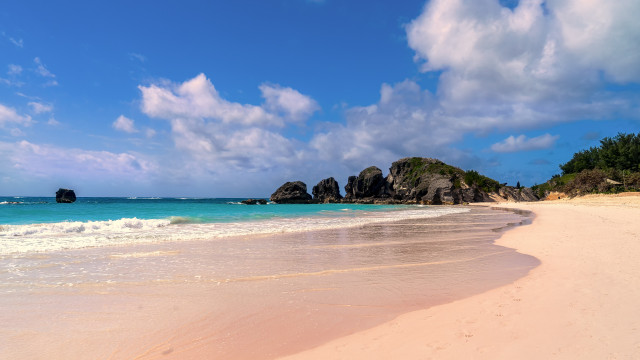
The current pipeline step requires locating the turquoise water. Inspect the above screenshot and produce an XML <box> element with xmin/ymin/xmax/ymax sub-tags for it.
<box><xmin>0</xmin><ymin>197</ymin><xmax>402</xmax><ymax>225</ymax></box>
<box><xmin>0</xmin><ymin>197</ymin><xmax>469</xmax><ymax>255</ymax></box>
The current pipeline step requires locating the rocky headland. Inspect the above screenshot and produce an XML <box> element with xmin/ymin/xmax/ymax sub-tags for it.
<box><xmin>270</xmin><ymin>157</ymin><xmax>539</xmax><ymax>204</ymax></box>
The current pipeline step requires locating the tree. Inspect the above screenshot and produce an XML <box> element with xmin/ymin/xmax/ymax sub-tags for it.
<box><xmin>516</xmin><ymin>181</ymin><xmax>521</xmax><ymax>189</ymax></box>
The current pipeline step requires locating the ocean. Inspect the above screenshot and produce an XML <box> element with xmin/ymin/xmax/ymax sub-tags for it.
<box><xmin>0</xmin><ymin>196</ymin><xmax>538</xmax><ymax>359</ymax></box>
<box><xmin>0</xmin><ymin>196</ymin><xmax>468</xmax><ymax>255</ymax></box>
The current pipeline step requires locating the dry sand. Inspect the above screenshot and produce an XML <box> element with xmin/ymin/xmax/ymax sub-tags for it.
<box><xmin>279</xmin><ymin>194</ymin><xmax>640</xmax><ymax>359</ymax></box>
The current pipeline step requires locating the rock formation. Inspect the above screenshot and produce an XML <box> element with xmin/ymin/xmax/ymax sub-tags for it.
<box><xmin>55</xmin><ymin>188</ymin><xmax>76</xmax><ymax>203</ymax></box>
<box><xmin>271</xmin><ymin>157</ymin><xmax>539</xmax><ymax>205</ymax></box>
<box><xmin>270</xmin><ymin>181</ymin><xmax>313</xmax><ymax>204</ymax></box>
<box><xmin>312</xmin><ymin>177</ymin><xmax>342</xmax><ymax>203</ymax></box>
<box><xmin>344</xmin><ymin>166</ymin><xmax>389</xmax><ymax>202</ymax></box>
<box><xmin>241</xmin><ymin>198</ymin><xmax>268</xmax><ymax>205</ymax></box>
<box><xmin>498</xmin><ymin>186</ymin><xmax>539</xmax><ymax>202</ymax></box>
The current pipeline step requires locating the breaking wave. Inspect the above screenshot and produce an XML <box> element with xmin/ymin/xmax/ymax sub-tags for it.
<box><xmin>0</xmin><ymin>207</ymin><xmax>469</xmax><ymax>255</ymax></box>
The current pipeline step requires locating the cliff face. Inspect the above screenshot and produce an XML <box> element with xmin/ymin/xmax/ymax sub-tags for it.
<box><xmin>271</xmin><ymin>157</ymin><xmax>539</xmax><ymax>205</ymax></box>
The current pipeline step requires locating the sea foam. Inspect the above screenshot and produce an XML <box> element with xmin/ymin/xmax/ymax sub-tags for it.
<box><xmin>0</xmin><ymin>207</ymin><xmax>469</xmax><ymax>255</ymax></box>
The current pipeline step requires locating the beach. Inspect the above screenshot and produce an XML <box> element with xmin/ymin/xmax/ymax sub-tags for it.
<box><xmin>1</xmin><ymin>204</ymin><xmax>535</xmax><ymax>359</ymax></box>
<box><xmin>280</xmin><ymin>194</ymin><xmax>640</xmax><ymax>359</ymax></box>
<box><xmin>3</xmin><ymin>195</ymin><xmax>639</xmax><ymax>359</ymax></box>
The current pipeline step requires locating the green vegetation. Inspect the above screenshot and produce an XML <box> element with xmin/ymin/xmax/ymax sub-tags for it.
<box><xmin>464</xmin><ymin>170</ymin><xmax>500</xmax><ymax>193</ymax></box>
<box><xmin>561</xmin><ymin>133</ymin><xmax>640</xmax><ymax>175</ymax></box>
<box><xmin>532</xmin><ymin>173</ymin><xmax>576</xmax><ymax>198</ymax></box>
<box><xmin>535</xmin><ymin>132</ymin><xmax>640</xmax><ymax>197</ymax></box>
<box><xmin>426</xmin><ymin>162</ymin><xmax>464</xmax><ymax>177</ymax></box>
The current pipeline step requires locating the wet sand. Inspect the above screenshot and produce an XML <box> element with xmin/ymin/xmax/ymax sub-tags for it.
<box><xmin>0</xmin><ymin>207</ymin><xmax>538</xmax><ymax>359</ymax></box>
<box><xmin>280</xmin><ymin>194</ymin><xmax>640</xmax><ymax>359</ymax></box>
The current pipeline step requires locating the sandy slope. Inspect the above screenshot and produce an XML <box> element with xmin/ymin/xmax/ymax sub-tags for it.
<box><xmin>279</xmin><ymin>194</ymin><xmax>640</xmax><ymax>359</ymax></box>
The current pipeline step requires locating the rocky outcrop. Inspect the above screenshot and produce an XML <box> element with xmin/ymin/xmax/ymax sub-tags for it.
<box><xmin>241</xmin><ymin>198</ymin><xmax>268</xmax><ymax>205</ymax></box>
<box><xmin>56</xmin><ymin>188</ymin><xmax>76</xmax><ymax>203</ymax></box>
<box><xmin>498</xmin><ymin>187</ymin><xmax>539</xmax><ymax>202</ymax></box>
<box><xmin>312</xmin><ymin>177</ymin><xmax>342</xmax><ymax>203</ymax></box>
<box><xmin>270</xmin><ymin>181</ymin><xmax>313</xmax><ymax>204</ymax></box>
<box><xmin>386</xmin><ymin>158</ymin><xmax>465</xmax><ymax>204</ymax></box>
<box><xmin>271</xmin><ymin>157</ymin><xmax>539</xmax><ymax>205</ymax></box>
<box><xmin>344</xmin><ymin>166</ymin><xmax>389</xmax><ymax>202</ymax></box>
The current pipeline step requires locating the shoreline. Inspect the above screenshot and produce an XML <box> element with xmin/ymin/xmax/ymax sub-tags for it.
<box><xmin>1</xmin><ymin>206</ymin><xmax>536</xmax><ymax>359</ymax></box>
<box><xmin>278</xmin><ymin>194</ymin><xmax>640</xmax><ymax>359</ymax></box>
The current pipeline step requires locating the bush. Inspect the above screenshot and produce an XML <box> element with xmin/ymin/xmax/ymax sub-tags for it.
<box><xmin>564</xmin><ymin>169</ymin><xmax>608</xmax><ymax>195</ymax></box>
<box><xmin>464</xmin><ymin>170</ymin><xmax>500</xmax><ymax>193</ymax></box>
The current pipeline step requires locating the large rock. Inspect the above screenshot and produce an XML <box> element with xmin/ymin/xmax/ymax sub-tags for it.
<box><xmin>56</xmin><ymin>188</ymin><xmax>76</xmax><ymax>203</ymax></box>
<box><xmin>345</xmin><ymin>166</ymin><xmax>388</xmax><ymax>201</ymax></box>
<box><xmin>270</xmin><ymin>181</ymin><xmax>313</xmax><ymax>204</ymax></box>
<box><xmin>344</xmin><ymin>176</ymin><xmax>357</xmax><ymax>201</ymax></box>
<box><xmin>386</xmin><ymin>158</ymin><xmax>465</xmax><ymax>204</ymax></box>
<box><xmin>312</xmin><ymin>177</ymin><xmax>342</xmax><ymax>203</ymax></box>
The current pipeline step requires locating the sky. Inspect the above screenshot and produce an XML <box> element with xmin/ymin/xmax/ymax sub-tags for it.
<box><xmin>1</xmin><ymin>0</ymin><xmax>639</xmax><ymax>197</ymax></box>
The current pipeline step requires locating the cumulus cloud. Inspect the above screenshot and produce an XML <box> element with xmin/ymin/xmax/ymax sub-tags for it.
<box><xmin>405</xmin><ymin>0</ymin><xmax>639</xmax><ymax>128</ymax></box>
<box><xmin>140</xmin><ymin>73</ymin><xmax>279</xmax><ymax>126</ymax></box>
<box><xmin>138</xmin><ymin>73</ymin><xmax>321</xmax><ymax>175</ymax></box>
<box><xmin>259</xmin><ymin>84</ymin><xmax>320</xmax><ymax>122</ymax></box>
<box><xmin>112</xmin><ymin>115</ymin><xmax>138</xmax><ymax>133</ymax></box>
<box><xmin>0</xmin><ymin>103</ymin><xmax>32</xmax><ymax>128</ymax></box>
<box><xmin>139</xmin><ymin>74</ymin><xmax>319</xmax><ymax>128</ymax></box>
<box><xmin>310</xmin><ymin>80</ymin><xmax>468</xmax><ymax>170</ymax></box>
<box><xmin>490</xmin><ymin>133</ymin><xmax>559</xmax><ymax>153</ymax></box>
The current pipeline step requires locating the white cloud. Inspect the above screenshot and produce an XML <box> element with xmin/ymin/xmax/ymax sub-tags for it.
<box><xmin>2</xmin><ymin>32</ymin><xmax>23</xmax><ymax>48</ymax></box>
<box><xmin>490</xmin><ymin>133</ymin><xmax>559</xmax><ymax>153</ymax></box>
<box><xmin>137</xmin><ymin>73</ymin><xmax>323</xmax><ymax>175</ymax></box>
<box><xmin>405</xmin><ymin>0</ymin><xmax>640</xmax><ymax>129</ymax></box>
<box><xmin>0</xmin><ymin>103</ymin><xmax>32</xmax><ymax>128</ymax></box>
<box><xmin>309</xmin><ymin>80</ymin><xmax>465</xmax><ymax>170</ymax></box>
<box><xmin>7</xmin><ymin>64</ymin><xmax>22</xmax><ymax>75</ymax></box>
<box><xmin>259</xmin><ymin>84</ymin><xmax>320</xmax><ymax>122</ymax></box>
<box><xmin>113</xmin><ymin>115</ymin><xmax>138</xmax><ymax>133</ymax></box>
<box><xmin>139</xmin><ymin>74</ymin><xmax>319</xmax><ymax>127</ymax></box>
<box><xmin>9</xmin><ymin>140</ymin><xmax>157</xmax><ymax>179</ymax></box>
<box><xmin>139</xmin><ymin>73</ymin><xmax>281</xmax><ymax>126</ymax></box>
<box><xmin>34</xmin><ymin>57</ymin><xmax>55</xmax><ymax>78</ymax></box>
<box><xmin>129</xmin><ymin>53</ymin><xmax>146</xmax><ymax>63</ymax></box>
<box><xmin>144</xmin><ymin>128</ymin><xmax>156</xmax><ymax>138</ymax></box>
<box><xmin>28</xmin><ymin>101</ymin><xmax>53</xmax><ymax>114</ymax></box>
<box><xmin>47</xmin><ymin>117</ymin><xmax>60</xmax><ymax>126</ymax></box>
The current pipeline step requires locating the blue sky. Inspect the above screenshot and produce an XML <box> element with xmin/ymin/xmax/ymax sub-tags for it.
<box><xmin>1</xmin><ymin>0</ymin><xmax>639</xmax><ymax>197</ymax></box>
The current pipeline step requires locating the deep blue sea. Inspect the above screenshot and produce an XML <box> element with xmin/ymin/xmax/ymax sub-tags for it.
<box><xmin>0</xmin><ymin>197</ymin><xmax>468</xmax><ymax>255</ymax></box>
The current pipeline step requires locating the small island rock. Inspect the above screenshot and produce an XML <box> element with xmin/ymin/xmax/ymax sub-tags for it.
<box><xmin>241</xmin><ymin>198</ymin><xmax>268</xmax><ymax>205</ymax></box>
<box><xmin>56</xmin><ymin>188</ymin><xmax>76</xmax><ymax>203</ymax></box>
<box><xmin>270</xmin><ymin>181</ymin><xmax>313</xmax><ymax>204</ymax></box>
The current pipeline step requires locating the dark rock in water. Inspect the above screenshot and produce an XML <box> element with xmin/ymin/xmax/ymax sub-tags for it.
<box><xmin>270</xmin><ymin>181</ymin><xmax>313</xmax><ymax>204</ymax></box>
<box><xmin>312</xmin><ymin>177</ymin><xmax>342</xmax><ymax>203</ymax></box>
<box><xmin>56</xmin><ymin>188</ymin><xmax>76</xmax><ymax>203</ymax></box>
<box><xmin>241</xmin><ymin>198</ymin><xmax>267</xmax><ymax>205</ymax></box>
